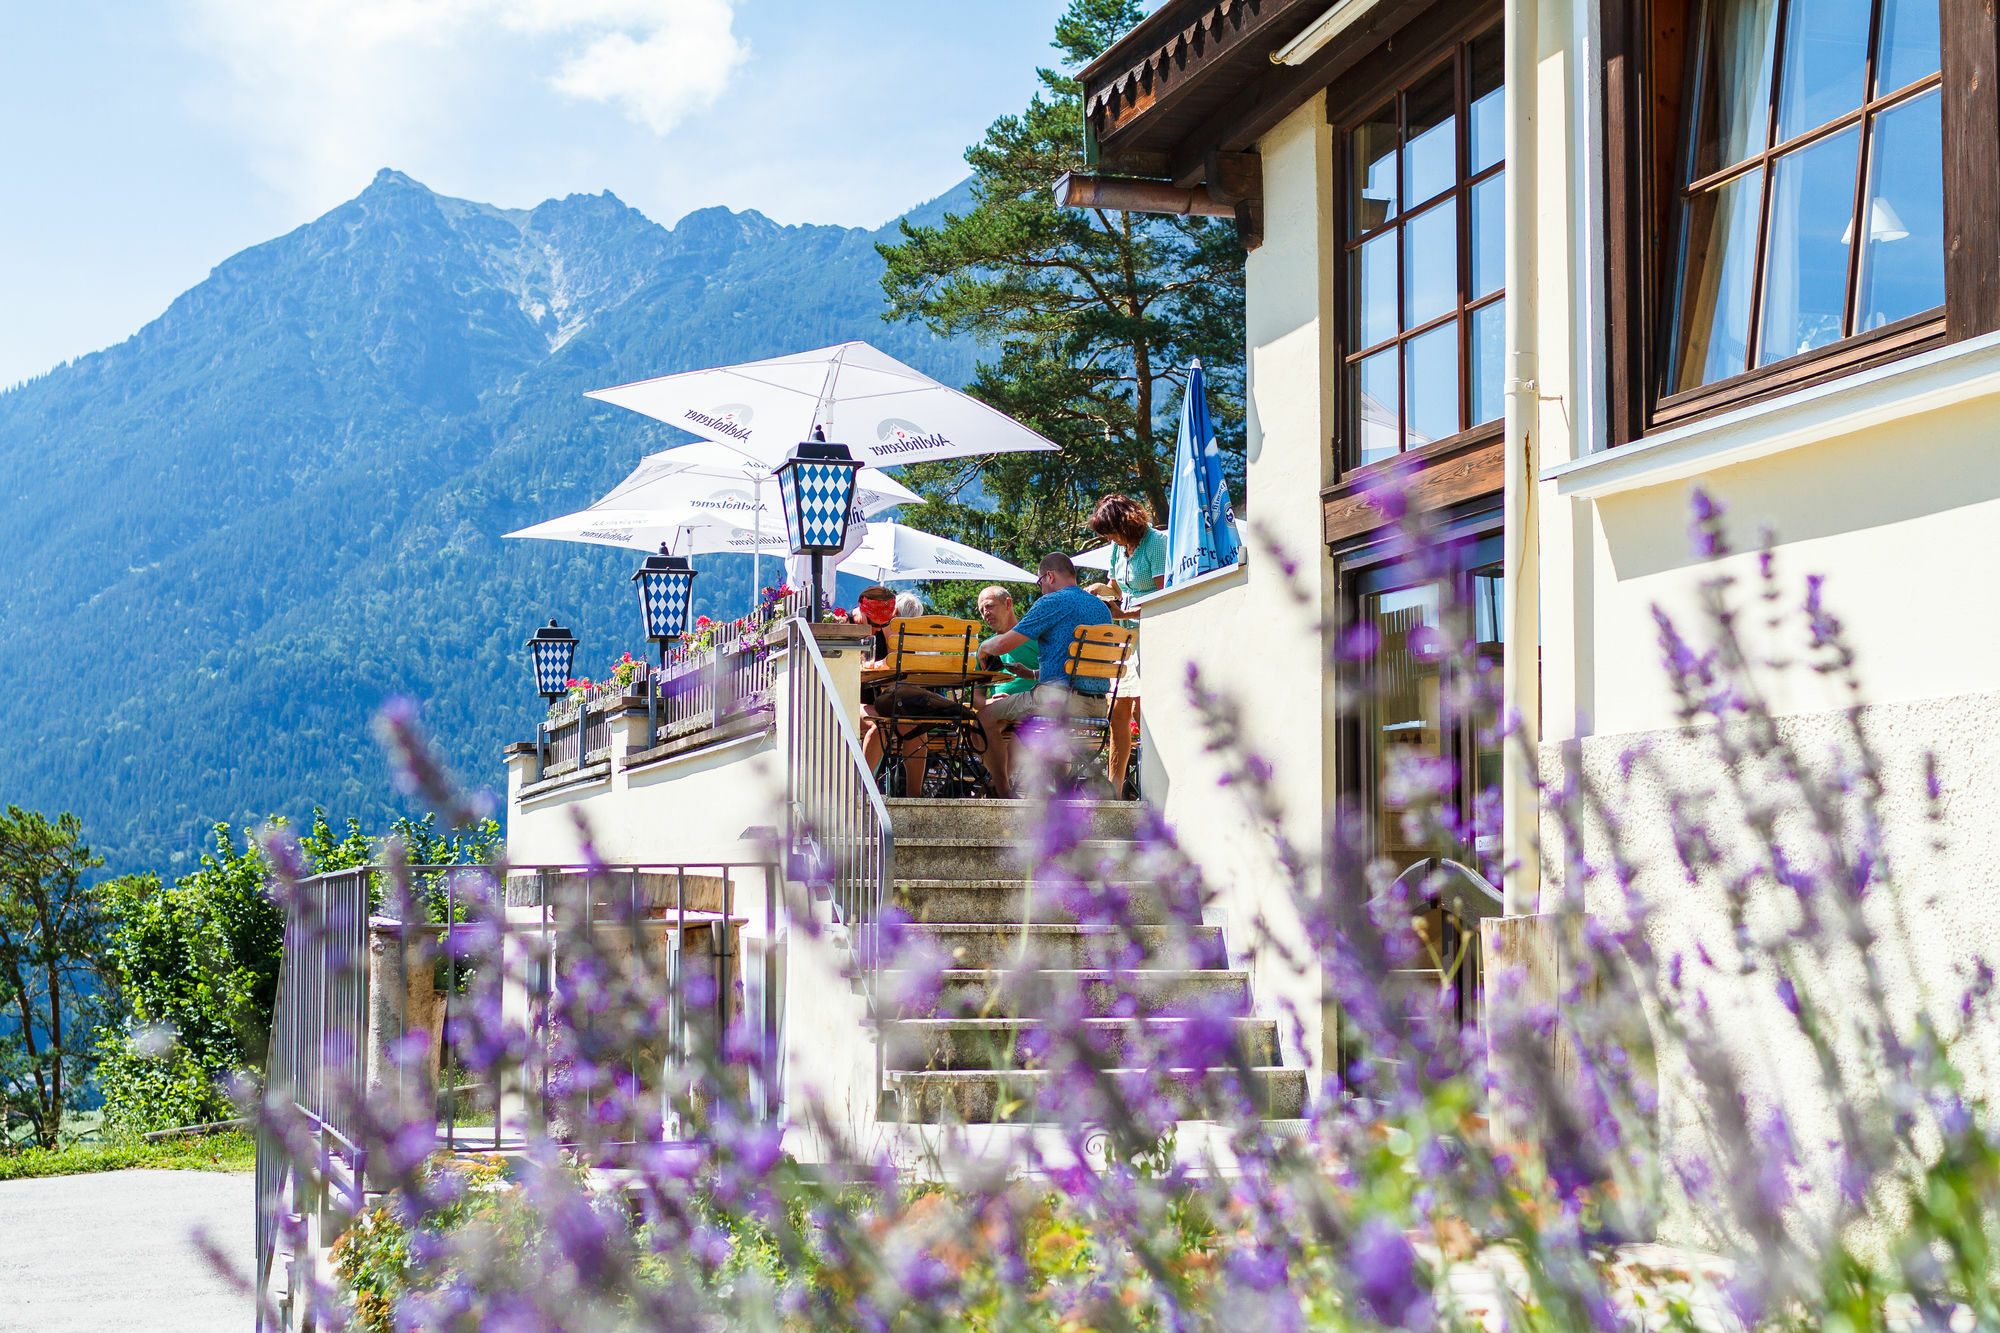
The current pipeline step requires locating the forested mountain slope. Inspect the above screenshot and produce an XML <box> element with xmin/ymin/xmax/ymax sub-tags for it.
<box><xmin>0</xmin><ymin>169</ymin><xmax>974</xmax><ymax>871</ymax></box>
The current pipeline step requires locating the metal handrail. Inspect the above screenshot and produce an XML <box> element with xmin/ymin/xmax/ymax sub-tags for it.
<box><xmin>253</xmin><ymin>858</ymin><xmax>782</xmax><ymax>1329</ymax></box>
<box><xmin>783</xmin><ymin>619</ymin><xmax>894</xmax><ymax>1101</ymax></box>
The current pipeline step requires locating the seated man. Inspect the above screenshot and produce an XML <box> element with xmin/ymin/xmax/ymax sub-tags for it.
<box><xmin>975</xmin><ymin>584</ymin><xmax>1037</xmax><ymax>700</ymax></box>
<box><xmin>976</xmin><ymin>553</ymin><xmax>1112</xmax><ymax>795</ymax></box>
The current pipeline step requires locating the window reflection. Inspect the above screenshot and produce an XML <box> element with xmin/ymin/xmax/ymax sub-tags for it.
<box><xmin>1667</xmin><ymin>0</ymin><xmax>1943</xmax><ymax>391</ymax></box>
<box><xmin>1673</xmin><ymin>167</ymin><xmax>1763</xmax><ymax>389</ymax></box>
<box><xmin>1875</xmin><ymin>0</ymin><xmax>1941</xmax><ymax>94</ymax></box>
<box><xmin>1405</xmin><ymin>325</ymin><xmax>1459</xmax><ymax>447</ymax></box>
<box><xmin>1404</xmin><ymin>203</ymin><xmax>1458</xmax><ymax>327</ymax></box>
<box><xmin>1759</xmin><ymin>126</ymin><xmax>1859</xmax><ymax>364</ymax></box>
<box><xmin>1368</xmin><ymin>582</ymin><xmax>1444</xmax><ymax>878</ymax></box>
<box><xmin>1404</xmin><ymin>64</ymin><xmax>1457</xmax><ymax>207</ymax></box>
<box><xmin>1858</xmin><ymin>90</ymin><xmax>1944</xmax><ymax>328</ymax></box>
<box><xmin>1691</xmin><ymin>0</ymin><xmax>1779</xmax><ymax>175</ymax></box>
<box><xmin>1353</xmin><ymin>106</ymin><xmax>1399</xmax><ymax>231</ymax></box>
<box><xmin>1339</xmin><ymin>25</ymin><xmax>1504</xmax><ymax>467</ymax></box>
<box><xmin>1472</xmin><ymin>301</ymin><xmax>1505</xmax><ymax>427</ymax></box>
<box><xmin>1775</xmin><ymin>0</ymin><xmax>1871</xmax><ymax>140</ymax></box>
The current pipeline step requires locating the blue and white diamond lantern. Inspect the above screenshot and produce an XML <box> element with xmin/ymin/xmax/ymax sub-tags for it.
<box><xmin>632</xmin><ymin>548</ymin><xmax>699</xmax><ymax>642</ymax></box>
<box><xmin>775</xmin><ymin>440</ymin><xmax>863</xmax><ymax>554</ymax></box>
<box><xmin>526</xmin><ymin>619</ymin><xmax>579</xmax><ymax>701</ymax></box>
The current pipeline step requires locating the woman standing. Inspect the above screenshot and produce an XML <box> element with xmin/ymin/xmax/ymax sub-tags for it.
<box><xmin>1087</xmin><ymin>494</ymin><xmax>1168</xmax><ymax>612</ymax></box>
<box><xmin>1085</xmin><ymin>494</ymin><xmax>1163</xmax><ymax>797</ymax></box>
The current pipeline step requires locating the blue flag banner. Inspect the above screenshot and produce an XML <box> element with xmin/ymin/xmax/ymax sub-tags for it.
<box><xmin>1164</xmin><ymin>358</ymin><xmax>1241</xmax><ymax>587</ymax></box>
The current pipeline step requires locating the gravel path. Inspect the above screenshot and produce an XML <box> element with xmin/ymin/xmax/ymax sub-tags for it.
<box><xmin>0</xmin><ymin>1169</ymin><xmax>253</xmax><ymax>1332</ymax></box>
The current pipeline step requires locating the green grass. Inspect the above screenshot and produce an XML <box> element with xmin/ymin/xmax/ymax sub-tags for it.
<box><xmin>0</xmin><ymin>1131</ymin><xmax>255</xmax><ymax>1181</ymax></box>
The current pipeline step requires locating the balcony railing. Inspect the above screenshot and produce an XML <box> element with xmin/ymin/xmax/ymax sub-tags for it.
<box><xmin>254</xmin><ymin>858</ymin><xmax>781</xmax><ymax>1330</ymax></box>
<box><xmin>531</xmin><ymin>594</ymin><xmax>808</xmax><ymax>779</ymax></box>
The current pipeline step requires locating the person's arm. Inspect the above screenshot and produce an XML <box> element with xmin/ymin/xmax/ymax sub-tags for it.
<box><xmin>980</xmin><ymin>628</ymin><xmax>1028</xmax><ymax>659</ymax></box>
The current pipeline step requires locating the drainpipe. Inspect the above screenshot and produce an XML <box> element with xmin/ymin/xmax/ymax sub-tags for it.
<box><xmin>1501</xmin><ymin>0</ymin><xmax>1542</xmax><ymax>918</ymax></box>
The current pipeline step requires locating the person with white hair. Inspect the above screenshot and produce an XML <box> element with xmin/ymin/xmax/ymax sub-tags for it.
<box><xmin>893</xmin><ymin>590</ymin><xmax>925</xmax><ymax>619</ymax></box>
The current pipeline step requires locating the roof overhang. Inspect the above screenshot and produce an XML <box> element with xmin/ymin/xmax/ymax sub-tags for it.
<box><xmin>1077</xmin><ymin>0</ymin><xmax>1439</xmax><ymax>184</ymax></box>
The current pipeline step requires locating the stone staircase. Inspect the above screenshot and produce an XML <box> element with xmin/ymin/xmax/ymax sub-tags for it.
<box><xmin>876</xmin><ymin>797</ymin><xmax>1307</xmax><ymax>1124</ymax></box>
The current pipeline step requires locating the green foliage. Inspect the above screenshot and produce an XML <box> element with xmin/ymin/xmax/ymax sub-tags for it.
<box><xmin>878</xmin><ymin>0</ymin><xmax>1246</xmax><ymax>570</ymax></box>
<box><xmin>95</xmin><ymin>810</ymin><xmax>501</xmax><ymax>1135</ymax></box>
<box><xmin>0</xmin><ymin>1129</ymin><xmax>254</xmax><ymax>1181</ymax></box>
<box><xmin>0</xmin><ymin>807</ymin><xmax>113</xmax><ymax>1150</ymax></box>
<box><xmin>0</xmin><ymin>170</ymin><xmax>980</xmax><ymax>882</ymax></box>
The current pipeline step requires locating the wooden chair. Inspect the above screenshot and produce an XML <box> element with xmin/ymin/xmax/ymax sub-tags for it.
<box><xmin>871</xmin><ymin>617</ymin><xmax>992</xmax><ymax>797</ymax></box>
<box><xmin>1057</xmin><ymin>623</ymin><xmax>1136</xmax><ymax>787</ymax></box>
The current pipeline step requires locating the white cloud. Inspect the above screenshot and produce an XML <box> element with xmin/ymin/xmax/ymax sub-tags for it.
<box><xmin>179</xmin><ymin>0</ymin><xmax>746</xmax><ymax>208</ymax></box>
<box><xmin>546</xmin><ymin>2</ymin><xmax>746</xmax><ymax>135</ymax></box>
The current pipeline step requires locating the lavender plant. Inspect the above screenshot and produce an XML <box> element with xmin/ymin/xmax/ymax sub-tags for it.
<box><xmin>240</xmin><ymin>487</ymin><xmax>1999</xmax><ymax>1331</ymax></box>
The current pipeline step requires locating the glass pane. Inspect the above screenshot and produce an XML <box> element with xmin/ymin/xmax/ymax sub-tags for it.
<box><xmin>1471</xmin><ymin>300</ymin><xmax>1505</xmax><ymax>427</ymax></box>
<box><xmin>1352</xmin><ymin>103</ymin><xmax>1400</xmax><ymax>231</ymax></box>
<box><xmin>1404</xmin><ymin>201</ymin><xmax>1459</xmax><ymax>327</ymax></box>
<box><xmin>1353</xmin><ymin>349</ymin><xmax>1400</xmax><ymax>467</ymax></box>
<box><xmin>1856</xmin><ymin>89</ymin><xmax>1945</xmax><ymax>330</ymax></box>
<box><xmin>1404</xmin><ymin>63</ymin><xmax>1457</xmax><ymax>208</ymax></box>
<box><xmin>1671</xmin><ymin>166</ymin><xmax>1764</xmax><ymax>390</ymax></box>
<box><xmin>1876</xmin><ymin>0</ymin><xmax>1941</xmax><ymax>95</ymax></box>
<box><xmin>1758</xmin><ymin>125</ymin><xmax>1860</xmax><ymax>365</ymax></box>
<box><xmin>1405</xmin><ymin>322</ymin><xmax>1460</xmax><ymax>447</ymax></box>
<box><xmin>1355</xmin><ymin>231</ymin><xmax>1399</xmax><ymax>348</ymax></box>
<box><xmin>1471</xmin><ymin>173</ymin><xmax>1504</xmax><ymax>299</ymax></box>
<box><xmin>1469</xmin><ymin>26</ymin><xmax>1506</xmax><ymax>174</ymax></box>
<box><xmin>1467</xmin><ymin>564</ymin><xmax>1505</xmax><ymax>883</ymax></box>
<box><xmin>1691</xmin><ymin>0</ymin><xmax>1780</xmax><ymax>175</ymax></box>
<box><xmin>1367</xmin><ymin>581</ymin><xmax>1446</xmax><ymax>878</ymax></box>
<box><xmin>1776</xmin><ymin>0</ymin><xmax>1872</xmax><ymax>141</ymax></box>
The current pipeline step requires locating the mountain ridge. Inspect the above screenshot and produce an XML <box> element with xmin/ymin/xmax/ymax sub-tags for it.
<box><xmin>0</xmin><ymin>169</ymin><xmax>978</xmax><ymax>872</ymax></box>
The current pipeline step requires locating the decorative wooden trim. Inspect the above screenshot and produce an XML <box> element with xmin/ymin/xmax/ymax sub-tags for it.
<box><xmin>1084</xmin><ymin>0</ymin><xmax>1297</xmax><ymax>144</ymax></box>
<box><xmin>1321</xmin><ymin>430</ymin><xmax>1503</xmax><ymax>546</ymax></box>
<box><xmin>1941</xmin><ymin>0</ymin><xmax>2000</xmax><ymax>342</ymax></box>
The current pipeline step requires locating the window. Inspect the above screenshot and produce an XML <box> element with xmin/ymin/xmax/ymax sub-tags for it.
<box><xmin>1665</xmin><ymin>0</ymin><xmax>1945</xmax><ymax>392</ymax></box>
<box><xmin>1341</xmin><ymin>25</ymin><xmax>1506</xmax><ymax>470</ymax></box>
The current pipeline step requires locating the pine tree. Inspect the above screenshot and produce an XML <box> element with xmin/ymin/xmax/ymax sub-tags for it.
<box><xmin>878</xmin><ymin>0</ymin><xmax>1245</xmax><ymax>588</ymax></box>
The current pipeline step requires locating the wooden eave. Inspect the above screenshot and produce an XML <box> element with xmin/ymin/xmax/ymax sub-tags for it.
<box><xmin>1083</xmin><ymin>0</ymin><xmax>1443</xmax><ymax>183</ymax></box>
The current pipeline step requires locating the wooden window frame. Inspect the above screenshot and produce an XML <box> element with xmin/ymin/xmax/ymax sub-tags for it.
<box><xmin>1603</xmin><ymin>0</ymin><xmax>2000</xmax><ymax>443</ymax></box>
<box><xmin>1326</xmin><ymin>0</ymin><xmax>1508</xmax><ymax>486</ymax></box>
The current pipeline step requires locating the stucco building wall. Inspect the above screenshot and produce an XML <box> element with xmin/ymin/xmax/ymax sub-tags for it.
<box><xmin>1138</xmin><ymin>93</ymin><xmax>1339</xmax><ymax>1084</ymax></box>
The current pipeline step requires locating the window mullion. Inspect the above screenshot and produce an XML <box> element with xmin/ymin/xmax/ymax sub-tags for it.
<box><xmin>1745</xmin><ymin>0</ymin><xmax>1792</xmax><ymax>370</ymax></box>
<box><xmin>1842</xmin><ymin>0</ymin><xmax>1890</xmax><ymax>339</ymax></box>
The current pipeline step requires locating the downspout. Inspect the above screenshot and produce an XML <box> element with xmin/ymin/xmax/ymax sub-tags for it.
<box><xmin>1501</xmin><ymin>0</ymin><xmax>1542</xmax><ymax>917</ymax></box>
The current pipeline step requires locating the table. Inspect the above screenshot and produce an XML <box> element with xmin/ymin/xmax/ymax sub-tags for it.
<box><xmin>861</xmin><ymin>665</ymin><xmax>1006</xmax><ymax>689</ymax></box>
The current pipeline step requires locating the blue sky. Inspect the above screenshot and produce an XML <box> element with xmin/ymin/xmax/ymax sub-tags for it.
<box><xmin>0</xmin><ymin>0</ymin><xmax>1075</xmax><ymax>389</ymax></box>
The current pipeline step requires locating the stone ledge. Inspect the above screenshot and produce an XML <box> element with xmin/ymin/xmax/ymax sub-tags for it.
<box><xmin>624</xmin><ymin>713</ymin><xmax>774</xmax><ymax>771</ymax></box>
<box><xmin>517</xmin><ymin>760</ymin><xmax>612</xmax><ymax>801</ymax></box>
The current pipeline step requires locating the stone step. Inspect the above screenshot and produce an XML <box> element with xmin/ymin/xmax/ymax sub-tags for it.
<box><xmin>885</xmin><ymin>1066</ymin><xmax>1309</xmax><ymax>1124</ymax></box>
<box><xmin>909</xmin><ymin>922</ymin><xmax>1223</xmax><ymax>971</ymax></box>
<box><xmin>892</xmin><ymin>837</ymin><xmax>1139</xmax><ymax>882</ymax></box>
<box><xmin>893</xmin><ymin>878</ymin><xmax>1172</xmax><ymax>925</ymax></box>
<box><xmin>889</xmin><ymin>967</ymin><xmax>1253</xmax><ymax>1019</ymax></box>
<box><xmin>885</xmin><ymin>797</ymin><xmax>1145</xmax><ymax>842</ymax></box>
<box><xmin>885</xmin><ymin>1016</ymin><xmax>1279</xmax><ymax>1071</ymax></box>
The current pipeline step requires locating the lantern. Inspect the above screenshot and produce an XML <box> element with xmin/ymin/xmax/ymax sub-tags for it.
<box><xmin>632</xmin><ymin>545</ymin><xmax>699</xmax><ymax>660</ymax></box>
<box><xmin>525</xmin><ymin>619</ymin><xmax>579</xmax><ymax>701</ymax></box>
<box><xmin>774</xmin><ymin>437</ymin><xmax>862</xmax><ymax>622</ymax></box>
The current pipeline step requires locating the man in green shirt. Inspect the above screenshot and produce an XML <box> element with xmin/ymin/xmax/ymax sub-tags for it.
<box><xmin>977</xmin><ymin>584</ymin><xmax>1038</xmax><ymax>696</ymax></box>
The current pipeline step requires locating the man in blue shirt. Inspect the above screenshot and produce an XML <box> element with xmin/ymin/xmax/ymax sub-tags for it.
<box><xmin>976</xmin><ymin>553</ymin><xmax>1113</xmax><ymax>794</ymax></box>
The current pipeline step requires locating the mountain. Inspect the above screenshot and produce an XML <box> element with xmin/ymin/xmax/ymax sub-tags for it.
<box><xmin>0</xmin><ymin>169</ymin><xmax>978</xmax><ymax>872</ymax></box>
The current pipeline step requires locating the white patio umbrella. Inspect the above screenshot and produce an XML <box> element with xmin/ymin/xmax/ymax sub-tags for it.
<box><xmin>586</xmin><ymin>341</ymin><xmax>1060</xmax><ymax>467</ymax></box>
<box><xmin>591</xmin><ymin>440</ymin><xmax>917</xmax><ymax>602</ymax></box>
<box><xmin>837</xmin><ymin>523</ymin><xmax>1035</xmax><ymax>584</ymax></box>
<box><xmin>504</xmin><ymin>504</ymin><xmax>778</xmax><ymax>557</ymax></box>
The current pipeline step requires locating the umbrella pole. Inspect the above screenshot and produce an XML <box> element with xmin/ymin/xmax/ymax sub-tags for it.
<box><xmin>752</xmin><ymin>476</ymin><xmax>761</xmax><ymax>619</ymax></box>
